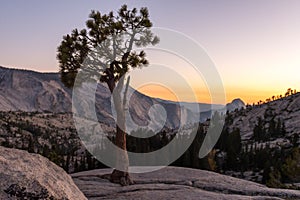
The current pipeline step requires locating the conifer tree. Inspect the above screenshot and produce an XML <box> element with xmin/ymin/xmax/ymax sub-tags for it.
<box><xmin>57</xmin><ymin>5</ymin><xmax>159</xmax><ymax>185</ymax></box>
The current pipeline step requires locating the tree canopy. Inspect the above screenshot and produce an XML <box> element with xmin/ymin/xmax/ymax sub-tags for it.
<box><xmin>57</xmin><ymin>4</ymin><xmax>159</xmax><ymax>90</ymax></box>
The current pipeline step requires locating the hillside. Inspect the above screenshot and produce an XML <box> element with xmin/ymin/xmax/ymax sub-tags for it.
<box><xmin>0</xmin><ymin>66</ymin><xmax>246</xmax><ymax>128</ymax></box>
<box><xmin>213</xmin><ymin>92</ymin><xmax>300</xmax><ymax>186</ymax></box>
<box><xmin>228</xmin><ymin>92</ymin><xmax>300</xmax><ymax>141</ymax></box>
<box><xmin>0</xmin><ymin>66</ymin><xmax>205</xmax><ymax>129</ymax></box>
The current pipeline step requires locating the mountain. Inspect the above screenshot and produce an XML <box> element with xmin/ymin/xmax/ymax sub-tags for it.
<box><xmin>192</xmin><ymin>98</ymin><xmax>246</xmax><ymax>122</ymax></box>
<box><xmin>226</xmin><ymin>98</ymin><xmax>245</xmax><ymax>112</ymax></box>
<box><xmin>0</xmin><ymin>66</ymin><xmax>241</xmax><ymax>130</ymax></box>
<box><xmin>72</xmin><ymin>166</ymin><xmax>300</xmax><ymax>199</ymax></box>
<box><xmin>0</xmin><ymin>146</ymin><xmax>86</xmax><ymax>199</ymax></box>
<box><xmin>227</xmin><ymin>92</ymin><xmax>300</xmax><ymax>140</ymax></box>
<box><xmin>0</xmin><ymin>66</ymin><xmax>72</xmax><ymax>112</ymax></box>
<box><xmin>0</xmin><ymin>66</ymin><xmax>198</xmax><ymax>130</ymax></box>
<box><xmin>158</xmin><ymin>99</ymin><xmax>225</xmax><ymax>113</ymax></box>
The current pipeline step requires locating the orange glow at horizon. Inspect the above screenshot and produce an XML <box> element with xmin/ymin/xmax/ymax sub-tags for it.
<box><xmin>224</xmin><ymin>86</ymin><xmax>298</xmax><ymax>105</ymax></box>
<box><xmin>129</xmin><ymin>43</ymin><xmax>299</xmax><ymax>106</ymax></box>
<box><xmin>137</xmin><ymin>84</ymin><xmax>179</xmax><ymax>102</ymax></box>
<box><xmin>135</xmin><ymin>83</ymin><xmax>213</xmax><ymax>104</ymax></box>
<box><xmin>136</xmin><ymin>84</ymin><xmax>298</xmax><ymax>105</ymax></box>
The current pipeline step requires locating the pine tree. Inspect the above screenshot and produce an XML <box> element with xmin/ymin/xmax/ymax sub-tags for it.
<box><xmin>266</xmin><ymin>167</ymin><xmax>284</xmax><ymax>188</ymax></box>
<box><xmin>74</xmin><ymin>159</ymin><xmax>79</xmax><ymax>172</ymax></box>
<box><xmin>225</xmin><ymin>129</ymin><xmax>242</xmax><ymax>170</ymax></box>
<box><xmin>281</xmin><ymin>148</ymin><xmax>300</xmax><ymax>183</ymax></box>
<box><xmin>253</xmin><ymin>117</ymin><xmax>264</xmax><ymax>141</ymax></box>
<box><xmin>57</xmin><ymin>5</ymin><xmax>159</xmax><ymax>185</ymax></box>
<box><xmin>79</xmin><ymin>156</ymin><xmax>86</xmax><ymax>171</ymax></box>
<box><xmin>27</xmin><ymin>137</ymin><xmax>35</xmax><ymax>153</ymax></box>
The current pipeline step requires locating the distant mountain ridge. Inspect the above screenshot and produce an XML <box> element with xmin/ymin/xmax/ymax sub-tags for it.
<box><xmin>0</xmin><ymin>66</ymin><xmax>72</xmax><ymax>112</ymax></box>
<box><xmin>0</xmin><ymin>66</ymin><xmax>244</xmax><ymax>129</ymax></box>
<box><xmin>0</xmin><ymin>66</ymin><xmax>197</xmax><ymax>129</ymax></box>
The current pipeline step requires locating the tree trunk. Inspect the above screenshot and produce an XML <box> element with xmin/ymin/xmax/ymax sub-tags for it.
<box><xmin>110</xmin><ymin>126</ymin><xmax>133</xmax><ymax>186</ymax></box>
<box><xmin>107</xmin><ymin>76</ymin><xmax>133</xmax><ymax>186</ymax></box>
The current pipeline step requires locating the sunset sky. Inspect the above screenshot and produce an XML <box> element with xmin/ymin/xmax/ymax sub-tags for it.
<box><xmin>1</xmin><ymin>0</ymin><xmax>300</xmax><ymax>104</ymax></box>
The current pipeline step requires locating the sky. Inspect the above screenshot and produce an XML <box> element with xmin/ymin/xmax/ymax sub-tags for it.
<box><xmin>1</xmin><ymin>0</ymin><xmax>300</xmax><ymax>104</ymax></box>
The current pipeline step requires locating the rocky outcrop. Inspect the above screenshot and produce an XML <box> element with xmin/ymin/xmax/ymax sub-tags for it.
<box><xmin>226</xmin><ymin>98</ymin><xmax>245</xmax><ymax>112</ymax></box>
<box><xmin>0</xmin><ymin>146</ymin><xmax>87</xmax><ymax>200</ymax></box>
<box><xmin>72</xmin><ymin>166</ymin><xmax>300</xmax><ymax>200</ymax></box>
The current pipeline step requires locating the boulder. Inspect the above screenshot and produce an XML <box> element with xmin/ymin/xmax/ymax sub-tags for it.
<box><xmin>0</xmin><ymin>146</ymin><xmax>87</xmax><ymax>200</ymax></box>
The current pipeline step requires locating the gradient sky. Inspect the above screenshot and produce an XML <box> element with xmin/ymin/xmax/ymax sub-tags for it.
<box><xmin>1</xmin><ymin>0</ymin><xmax>300</xmax><ymax>104</ymax></box>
